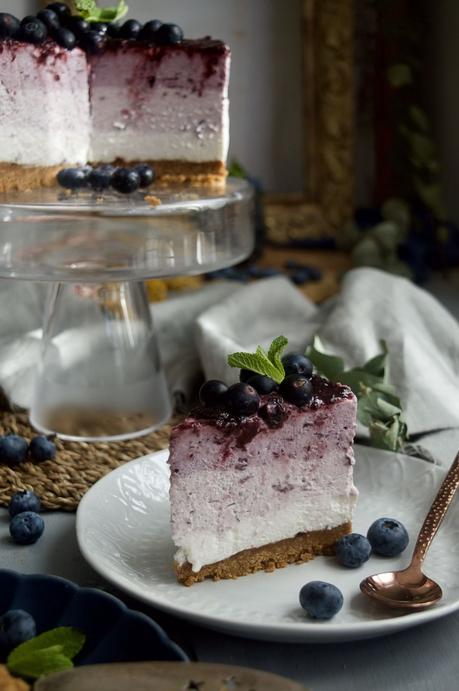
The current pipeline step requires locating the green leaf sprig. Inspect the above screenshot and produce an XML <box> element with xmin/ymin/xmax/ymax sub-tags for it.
<box><xmin>72</xmin><ymin>0</ymin><xmax>128</xmax><ymax>23</ymax></box>
<box><xmin>7</xmin><ymin>627</ymin><xmax>85</xmax><ymax>680</ymax></box>
<box><xmin>306</xmin><ymin>336</ymin><xmax>408</xmax><ymax>452</ymax></box>
<box><xmin>228</xmin><ymin>335</ymin><xmax>288</xmax><ymax>384</ymax></box>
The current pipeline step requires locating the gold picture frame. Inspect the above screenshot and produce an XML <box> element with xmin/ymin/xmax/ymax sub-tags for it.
<box><xmin>265</xmin><ymin>0</ymin><xmax>355</xmax><ymax>244</ymax></box>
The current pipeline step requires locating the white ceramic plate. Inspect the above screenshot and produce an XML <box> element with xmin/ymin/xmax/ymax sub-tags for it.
<box><xmin>76</xmin><ymin>446</ymin><xmax>459</xmax><ymax>643</ymax></box>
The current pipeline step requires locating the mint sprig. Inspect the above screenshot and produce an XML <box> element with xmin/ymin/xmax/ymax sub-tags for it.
<box><xmin>7</xmin><ymin>627</ymin><xmax>85</xmax><ymax>680</ymax></box>
<box><xmin>228</xmin><ymin>335</ymin><xmax>288</xmax><ymax>384</ymax></box>
<box><xmin>72</xmin><ymin>0</ymin><xmax>128</xmax><ymax>23</ymax></box>
<box><xmin>306</xmin><ymin>336</ymin><xmax>408</xmax><ymax>452</ymax></box>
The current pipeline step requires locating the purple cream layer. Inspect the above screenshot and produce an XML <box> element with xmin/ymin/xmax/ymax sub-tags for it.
<box><xmin>168</xmin><ymin>377</ymin><xmax>358</xmax><ymax>571</ymax></box>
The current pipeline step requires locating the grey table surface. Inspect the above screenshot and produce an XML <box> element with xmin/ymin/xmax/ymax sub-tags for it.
<box><xmin>1</xmin><ymin>275</ymin><xmax>459</xmax><ymax>691</ymax></box>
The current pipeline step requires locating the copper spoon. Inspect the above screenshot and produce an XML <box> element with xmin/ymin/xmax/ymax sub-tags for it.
<box><xmin>360</xmin><ymin>451</ymin><xmax>459</xmax><ymax>610</ymax></box>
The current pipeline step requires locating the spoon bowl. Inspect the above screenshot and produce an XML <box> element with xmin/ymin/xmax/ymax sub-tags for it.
<box><xmin>360</xmin><ymin>569</ymin><xmax>443</xmax><ymax>610</ymax></box>
<box><xmin>360</xmin><ymin>451</ymin><xmax>459</xmax><ymax>611</ymax></box>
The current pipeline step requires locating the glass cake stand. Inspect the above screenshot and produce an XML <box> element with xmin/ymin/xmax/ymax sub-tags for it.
<box><xmin>0</xmin><ymin>178</ymin><xmax>254</xmax><ymax>442</ymax></box>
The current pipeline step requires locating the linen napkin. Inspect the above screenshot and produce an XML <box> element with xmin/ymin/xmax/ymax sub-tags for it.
<box><xmin>195</xmin><ymin>269</ymin><xmax>459</xmax><ymax>437</ymax></box>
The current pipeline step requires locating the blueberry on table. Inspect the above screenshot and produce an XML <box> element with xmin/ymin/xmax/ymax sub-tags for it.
<box><xmin>139</xmin><ymin>19</ymin><xmax>162</xmax><ymax>42</ymax></box>
<box><xmin>0</xmin><ymin>610</ymin><xmax>36</xmax><ymax>653</ymax></box>
<box><xmin>281</xmin><ymin>353</ymin><xmax>313</xmax><ymax>378</ymax></box>
<box><xmin>0</xmin><ymin>13</ymin><xmax>20</xmax><ymax>39</ymax></box>
<box><xmin>46</xmin><ymin>3</ymin><xmax>71</xmax><ymax>20</ymax></box>
<box><xmin>57</xmin><ymin>167</ymin><xmax>90</xmax><ymax>189</ymax></box>
<box><xmin>79</xmin><ymin>30</ymin><xmax>106</xmax><ymax>54</ymax></box>
<box><xmin>119</xmin><ymin>19</ymin><xmax>142</xmax><ymax>40</ymax></box>
<box><xmin>10</xmin><ymin>511</ymin><xmax>45</xmax><ymax>545</ymax></box>
<box><xmin>225</xmin><ymin>383</ymin><xmax>260</xmax><ymax>417</ymax></box>
<box><xmin>19</xmin><ymin>17</ymin><xmax>48</xmax><ymax>44</ymax></box>
<box><xmin>53</xmin><ymin>26</ymin><xmax>76</xmax><ymax>50</ymax></box>
<box><xmin>8</xmin><ymin>490</ymin><xmax>41</xmax><ymax>518</ymax></box>
<box><xmin>29</xmin><ymin>436</ymin><xmax>56</xmax><ymax>463</ymax></box>
<box><xmin>299</xmin><ymin>581</ymin><xmax>343</xmax><ymax>620</ymax></box>
<box><xmin>111</xmin><ymin>168</ymin><xmax>140</xmax><ymax>194</ymax></box>
<box><xmin>247</xmin><ymin>374</ymin><xmax>278</xmax><ymax>395</ymax></box>
<box><xmin>155</xmin><ymin>23</ymin><xmax>184</xmax><ymax>45</ymax></box>
<box><xmin>199</xmin><ymin>380</ymin><xmax>228</xmax><ymax>407</ymax></box>
<box><xmin>335</xmin><ymin>533</ymin><xmax>372</xmax><ymax>568</ymax></box>
<box><xmin>279</xmin><ymin>374</ymin><xmax>313</xmax><ymax>406</ymax></box>
<box><xmin>36</xmin><ymin>9</ymin><xmax>60</xmax><ymax>32</ymax></box>
<box><xmin>367</xmin><ymin>517</ymin><xmax>409</xmax><ymax>557</ymax></box>
<box><xmin>0</xmin><ymin>435</ymin><xmax>29</xmax><ymax>465</ymax></box>
<box><xmin>133</xmin><ymin>164</ymin><xmax>155</xmax><ymax>188</ymax></box>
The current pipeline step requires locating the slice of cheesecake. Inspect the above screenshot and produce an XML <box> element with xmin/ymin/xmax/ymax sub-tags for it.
<box><xmin>169</xmin><ymin>375</ymin><xmax>358</xmax><ymax>586</ymax></box>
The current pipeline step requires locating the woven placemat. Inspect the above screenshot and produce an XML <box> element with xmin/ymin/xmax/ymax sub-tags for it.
<box><xmin>0</xmin><ymin>412</ymin><xmax>176</xmax><ymax>512</ymax></box>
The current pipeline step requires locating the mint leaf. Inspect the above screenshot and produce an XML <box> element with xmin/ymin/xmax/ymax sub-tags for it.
<box><xmin>8</xmin><ymin>627</ymin><xmax>85</xmax><ymax>680</ymax></box>
<box><xmin>306</xmin><ymin>336</ymin><xmax>344</xmax><ymax>381</ymax></box>
<box><xmin>227</xmin><ymin>335</ymin><xmax>288</xmax><ymax>384</ymax></box>
<box><xmin>73</xmin><ymin>0</ymin><xmax>128</xmax><ymax>23</ymax></box>
<box><xmin>267</xmin><ymin>335</ymin><xmax>288</xmax><ymax>372</ymax></box>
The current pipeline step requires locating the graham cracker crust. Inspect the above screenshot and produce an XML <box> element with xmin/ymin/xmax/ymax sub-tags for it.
<box><xmin>0</xmin><ymin>160</ymin><xmax>227</xmax><ymax>193</ymax></box>
<box><xmin>175</xmin><ymin>522</ymin><xmax>352</xmax><ymax>586</ymax></box>
<box><xmin>0</xmin><ymin>163</ymin><xmax>63</xmax><ymax>193</ymax></box>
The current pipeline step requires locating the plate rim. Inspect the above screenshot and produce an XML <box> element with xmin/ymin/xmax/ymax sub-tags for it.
<box><xmin>76</xmin><ymin>447</ymin><xmax>459</xmax><ymax>643</ymax></box>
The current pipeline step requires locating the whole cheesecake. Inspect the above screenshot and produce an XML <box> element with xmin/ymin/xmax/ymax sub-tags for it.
<box><xmin>169</xmin><ymin>374</ymin><xmax>358</xmax><ymax>586</ymax></box>
<box><xmin>0</xmin><ymin>8</ymin><xmax>230</xmax><ymax>192</ymax></box>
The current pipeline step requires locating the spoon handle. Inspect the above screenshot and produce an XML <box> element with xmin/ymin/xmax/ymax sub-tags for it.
<box><xmin>411</xmin><ymin>451</ymin><xmax>459</xmax><ymax>568</ymax></box>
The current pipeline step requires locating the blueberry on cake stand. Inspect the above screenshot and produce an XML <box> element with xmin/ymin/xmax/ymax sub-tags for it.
<box><xmin>0</xmin><ymin>179</ymin><xmax>253</xmax><ymax>441</ymax></box>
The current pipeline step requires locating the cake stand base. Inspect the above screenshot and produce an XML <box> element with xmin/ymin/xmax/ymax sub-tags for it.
<box><xmin>30</xmin><ymin>281</ymin><xmax>172</xmax><ymax>442</ymax></box>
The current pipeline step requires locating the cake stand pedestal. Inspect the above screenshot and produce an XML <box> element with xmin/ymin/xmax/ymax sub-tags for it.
<box><xmin>0</xmin><ymin>179</ymin><xmax>253</xmax><ymax>441</ymax></box>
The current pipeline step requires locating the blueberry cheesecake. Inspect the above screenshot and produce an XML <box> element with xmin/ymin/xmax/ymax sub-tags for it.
<box><xmin>0</xmin><ymin>3</ymin><xmax>230</xmax><ymax>192</ymax></box>
<box><xmin>168</xmin><ymin>337</ymin><xmax>358</xmax><ymax>586</ymax></box>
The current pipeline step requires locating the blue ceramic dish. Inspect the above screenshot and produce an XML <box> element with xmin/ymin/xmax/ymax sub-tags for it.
<box><xmin>0</xmin><ymin>570</ymin><xmax>187</xmax><ymax>664</ymax></box>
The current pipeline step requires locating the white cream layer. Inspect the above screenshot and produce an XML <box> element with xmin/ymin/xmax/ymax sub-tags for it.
<box><xmin>0</xmin><ymin>43</ymin><xmax>90</xmax><ymax>166</ymax></box>
<box><xmin>90</xmin><ymin>90</ymin><xmax>229</xmax><ymax>163</ymax></box>
<box><xmin>174</xmin><ymin>490</ymin><xmax>358</xmax><ymax>572</ymax></box>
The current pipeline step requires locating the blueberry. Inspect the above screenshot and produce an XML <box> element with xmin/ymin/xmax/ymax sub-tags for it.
<box><xmin>64</xmin><ymin>16</ymin><xmax>89</xmax><ymax>36</ymax></box>
<box><xmin>46</xmin><ymin>3</ymin><xmax>71</xmax><ymax>20</ymax></box>
<box><xmin>133</xmin><ymin>164</ymin><xmax>155</xmax><ymax>188</ymax></box>
<box><xmin>119</xmin><ymin>19</ymin><xmax>142</xmax><ymax>40</ymax></box>
<box><xmin>199</xmin><ymin>380</ymin><xmax>228</xmax><ymax>407</ymax></box>
<box><xmin>335</xmin><ymin>533</ymin><xmax>372</xmax><ymax>568</ymax></box>
<box><xmin>8</xmin><ymin>490</ymin><xmax>41</xmax><ymax>518</ymax></box>
<box><xmin>57</xmin><ymin>167</ymin><xmax>89</xmax><ymax>189</ymax></box>
<box><xmin>0</xmin><ymin>13</ymin><xmax>20</xmax><ymax>40</ymax></box>
<box><xmin>10</xmin><ymin>511</ymin><xmax>44</xmax><ymax>545</ymax></box>
<box><xmin>106</xmin><ymin>22</ymin><xmax>121</xmax><ymax>38</ymax></box>
<box><xmin>279</xmin><ymin>374</ymin><xmax>313</xmax><ymax>406</ymax></box>
<box><xmin>53</xmin><ymin>26</ymin><xmax>76</xmax><ymax>49</ymax></box>
<box><xmin>247</xmin><ymin>375</ymin><xmax>278</xmax><ymax>395</ymax></box>
<box><xmin>37</xmin><ymin>9</ymin><xmax>60</xmax><ymax>32</ymax></box>
<box><xmin>29</xmin><ymin>436</ymin><xmax>56</xmax><ymax>463</ymax></box>
<box><xmin>79</xmin><ymin>29</ymin><xmax>106</xmax><ymax>53</ymax></box>
<box><xmin>89</xmin><ymin>166</ymin><xmax>115</xmax><ymax>191</ymax></box>
<box><xmin>367</xmin><ymin>517</ymin><xmax>409</xmax><ymax>557</ymax></box>
<box><xmin>225</xmin><ymin>383</ymin><xmax>260</xmax><ymax>417</ymax></box>
<box><xmin>0</xmin><ymin>610</ymin><xmax>36</xmax><ymax>653</ymax></box>
<box><xmin>239</xmin><ymin>368</ymin><xmax>256</xmax><ymax>383</ymax></box>
<box><xmin>111</xmin><ymin>168</ymin><xmax>140</xmax><ymax>194</ymax></box>
<box><xmin>0</xmin><ymin>435</ymin><xmax>29</xmax><ymax>465</ymax></box>
<box><xmin>281</xmin><ymin>353</ymin><xmax>313</xmax><ymax>378</ymax></box>
<box><xmin>139</xmin><ymin>19</ymin><xmax>162</xmax><ymax>42</ymax></box>
<box><xmin>155</xmin><ymin>23</ymin><xmax>184</xmax><ymax>45</ymax></box>
<box><xmin>19</xmin><ymin>16</ymin><xmax>48</xmax><ymax>44</ymax></box>
<box><xmin>299</xmin><ymin>581</ymin><xmax>343</xmax><ymax>620</ymax></box>
<box><xmin>90</xmin><ymin>22</ymin><xmax>108</xmax><ymax>36</ymax></box>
